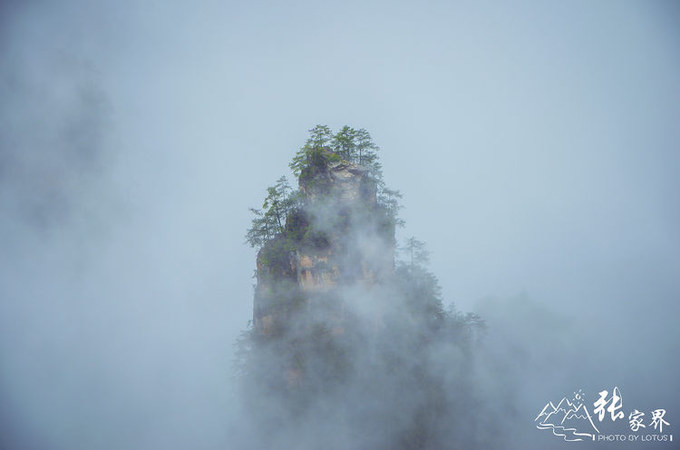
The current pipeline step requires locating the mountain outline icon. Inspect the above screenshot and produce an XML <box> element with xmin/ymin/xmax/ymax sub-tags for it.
<box><xmin>535</xmin><ymin>396</ymin><xmax>599</xmax><ymax>442</ymax></box>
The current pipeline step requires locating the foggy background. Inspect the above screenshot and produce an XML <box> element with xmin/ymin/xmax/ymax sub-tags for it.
<box><xmin>1</xmin><ymin>0</ymin><xmax>678</xmax><ymax>448</ymax></box>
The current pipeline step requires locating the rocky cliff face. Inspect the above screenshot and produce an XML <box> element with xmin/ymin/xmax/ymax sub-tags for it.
<box><xmin>241</xmin><ymin>129</ymin><xmax>484</xmax><ymax>450</ymax></box>
<box><xmin>253</xmin><ymin>160</ymin><xmax>393</xmax><ymax>337</ymax></box>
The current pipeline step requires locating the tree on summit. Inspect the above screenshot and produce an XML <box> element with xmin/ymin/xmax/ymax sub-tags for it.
<box><xmin>330</xmin><ymin>126</ymin><xmax>357</xmax><ymax>161</ymax></box>
<box><xmin>249</xmin><ymin>125</ymin><xmax>402</xmax><ymax>249</ymax></box>
<box><xmin>289</xmin><ymin>125</ymin><xmax>336</xmax><ymax>177</ymax></box>
<box><xmin>290</xmin><ymin>125</ymin><xmax>381</xmax><ymax>177</ymax></box>
<box><xmin>354</xmin><ymin>128</ymin><xmax>380</xmax><ymax>169</ymax></box>
<box><xmin>330</xmin><ymin>126</ymin><xmax>381</xmax><ymax>174</ymax></box>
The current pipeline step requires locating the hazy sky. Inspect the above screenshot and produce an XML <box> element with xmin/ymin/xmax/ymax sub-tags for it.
<box><xmin>1</xmin><ymin>1</ymin><xmax>679</xmax><ymax>448</ymax></box>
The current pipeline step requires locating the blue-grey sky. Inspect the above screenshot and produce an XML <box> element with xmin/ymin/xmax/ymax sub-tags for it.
<box><xmin>1</xmin><ymin>1</ymin><xmax>679</xmax><ymax>448</ymax></box>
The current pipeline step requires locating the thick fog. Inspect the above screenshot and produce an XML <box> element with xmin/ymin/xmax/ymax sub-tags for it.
<box><xmin>1</xmin><ymin>1</ymin><xmax>679</xmax><ymax>449</ymax></box>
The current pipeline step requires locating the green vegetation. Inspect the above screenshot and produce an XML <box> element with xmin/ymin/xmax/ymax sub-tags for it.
<box><xmin>238</xmin><ymin>126</ymin><xmax>486</xmax><ymax>449</ymax></box>
<box><xmin>289</xmin><ymin>125</ymin><xmax>336</xmax><ymax>178</ymax></box>
<box><xmin>246</xmin><ymin>125</ymin><xmax>402</xmax><ymax>251</ymax></box>
<box><xmin>245</xmin><ymin>176</ymin><xmax>299</xmax><ymax>248</ymax></box>
<box><xmin>289</xmin><ymin>125</ymin><xmax>380</xmax><ymax>179</ymax></box>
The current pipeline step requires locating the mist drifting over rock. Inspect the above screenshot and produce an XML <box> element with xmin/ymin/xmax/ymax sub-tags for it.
<box><xmin>1</xmin><ymin>1</ymin><xmax>679</xmax><ymax>449</ymax></box>
<box><xmin>237</xmin><ymin>126</ymin><xmax>485</xmax><ymax>449</ymax></box>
